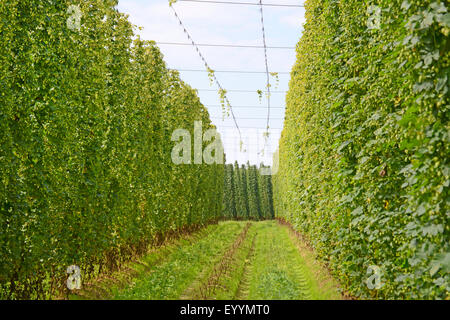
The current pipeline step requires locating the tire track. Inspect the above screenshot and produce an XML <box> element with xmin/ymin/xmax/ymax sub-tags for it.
<box><xmin>181</xmin><ymin>222</ymin><xmax>252</xmax><ymax>299</ymax></box>
<box><xmin>233</xmin><ymin>231</ymin><xmax>257</xmax><ymax>300</ymax></box>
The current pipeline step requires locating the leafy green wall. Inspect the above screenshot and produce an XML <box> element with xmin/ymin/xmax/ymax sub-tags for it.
<box><xmin>274</xmin><ymin>0</ymin><xmax>449</xmax><ymax>299</ymax></box>
<box><xmin>0</xmin><ymin>0</ymin><xmax>224</xmax><ymax>299</ymax></box>
<box><xmin>223</xmin><ymin>163</ymin><xmax>274</xmax><ymax>220</ymax></box>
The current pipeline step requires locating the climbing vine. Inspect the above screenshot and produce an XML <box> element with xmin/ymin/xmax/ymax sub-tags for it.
<box><xmin>0</xmin><ymin>0</ymin><xmax>224</xmax><ymax>299</ymax></box>
<box><xmin>274</xmin><ymin>0</ymin><xmax>449</xmax><ymax>299</ymax></box>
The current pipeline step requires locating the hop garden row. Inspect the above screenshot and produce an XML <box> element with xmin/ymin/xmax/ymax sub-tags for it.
<box><xmin>222</xmin><ymin>162</ymin><xmax>274</xmax><ymax>220</ymax></box>
<box><xmin>0</xmin><ymin>0</ymin><xmax>225</xmax><ymax>299</ymax></box>
<box><xmin>273</xmin><ymin>0</ymin><xmax>449</xmax><ymax>299</ymax></box>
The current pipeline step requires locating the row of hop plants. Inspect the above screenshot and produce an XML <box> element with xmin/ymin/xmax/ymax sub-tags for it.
<box><xmin>222</xmin><ymin>162</ymin><xmax>274</xmax><ymax>220</ymax></box>
<box><xmin>0</xmin><ymin>0</ymin><xmax>224</xmax><ymax>299</ymax></box>
<box><xmin>273</xmin><ymin>0</ymin><xmax>449</xmax><ymax>299</ymax></box>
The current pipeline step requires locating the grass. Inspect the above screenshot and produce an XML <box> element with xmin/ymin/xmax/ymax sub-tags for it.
<box><xmin>284</xmin><ymin>222</ymin><xmax>345</xmax><ymax>300</ymax></box>
<box><xmin>111</xmin><ymin>221</ymin><xmax>245</xmax><ymax>299</ymax></box>
<box><xmin>71</xmin><ymin>221</ymin><xmax>245</xmax><ymax>300</ymax></box>
<box><xmin>244</xmin><ymin>221</ymin><xmax>342</xmax><ymax>300</ymax></box>
<box><xmin>182</xmin><ymin>222</ymin><xmax>257</xmax><ymax>300</ymax></box>
<box><xmin>70</xmin><ymin>220</ymin><xmax>343</xmax><ymax>300</ymax></box>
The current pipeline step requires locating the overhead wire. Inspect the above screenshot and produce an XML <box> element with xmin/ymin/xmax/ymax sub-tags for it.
<box><xmin>176</xmin><ymin>0</ymin><xmax>304</xmax><ymax>8</ymax></box>
<box><xmin>169</xmin><ymin>68</ymin><xmax>290</xmax><ymax>74</ymax></box>
<box><xmin>197</xmin><ymin>89</ymin><xmax>286</xmax><ymax>93</ymax></box>
<box><xmin>167</xmin><ymin>0</ymin><xmax>296</xmax><ymax>159</ymax></box>
<box><xmin>169</xmin><ymin>2</ymin><xmax>243</xmax><ymax>143</ymax></box>
<box><xmin>157</xmin><ymin>42</ymin><xmax>295</xmax><ymax>49</ymax></box>
<box><xmin>258</xmin><ymin>0</ymin><xmax>271</xmax><ymax>134</ymax></box>
<box><xmin>206</xmin><ymin>104</ymin><xmax>285</xmax><ymax>109</ymax></box>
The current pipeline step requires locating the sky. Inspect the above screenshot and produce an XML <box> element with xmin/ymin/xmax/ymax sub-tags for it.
<box><xmin>116</xmin><ymin>0</ymin><xmax>306</xmax><ymax>166</ymax></box>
